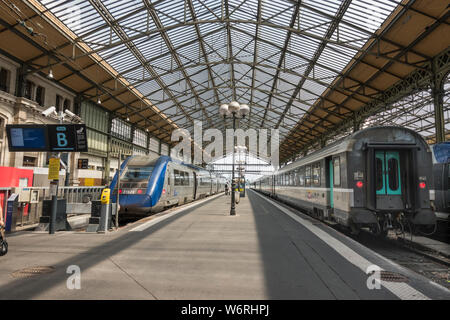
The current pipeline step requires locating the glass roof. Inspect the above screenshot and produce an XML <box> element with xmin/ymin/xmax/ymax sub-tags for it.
<box><xmin>39</xmin><ymin>0</ymin><xmax>403</xmax><ymax>140</ymax></box>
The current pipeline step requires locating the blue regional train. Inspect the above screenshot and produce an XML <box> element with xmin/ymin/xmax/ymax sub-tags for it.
<box><xmin>110</xmin><ymin>155</ymin><xmax>226</xmax><ymax>215</ymax></box>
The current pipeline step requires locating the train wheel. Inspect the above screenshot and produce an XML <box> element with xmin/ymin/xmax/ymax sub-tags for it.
<box><xmin>349</xmin><ymin>222</ymin><xmax>361</xmax><ymax>236</ymax></box>
<box><xmin>378</xmin><ymin>228</ymin><xmax>389</xmax><ymax>238</ymax></box>
<box><xmin>0</xmin><ymin>239</ymin><xmax>8</xmax><ymax>256</ymax></box>
<box><xmin>370</xmin><ymin>221</ymin><xmax>388</xmax><ymax>238</ymax></box>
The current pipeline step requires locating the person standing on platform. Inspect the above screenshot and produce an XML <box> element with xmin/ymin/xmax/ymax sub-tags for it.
<box><xmin>0</xmin><ymin>204</ymin><xmax>7</xmax><ymax>256</ymax></box>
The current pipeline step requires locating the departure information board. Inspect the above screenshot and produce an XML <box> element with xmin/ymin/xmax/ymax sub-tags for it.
<box><xmin>6</xmin><ymin>125</ymin><xmax>49</xmax><ymax>151</ymax></box>
<box><xmin>6</xmin><ymin>124</ymin><xmax>88</xmax><ymax>152</ymax></box>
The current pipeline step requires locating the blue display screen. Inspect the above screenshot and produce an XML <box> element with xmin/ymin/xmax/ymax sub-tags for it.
<box><xmin>433</xmin><ymin>142</ymin><xmax>450</xmax><ymax>163</ymax></box>
<box><xmin>9</xmin><ymin>127</ymin><xmax>47</xmax><ymax>150</ymax></box>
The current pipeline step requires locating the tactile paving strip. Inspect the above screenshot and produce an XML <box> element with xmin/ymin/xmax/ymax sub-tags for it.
<box><xmin>380</xmin><ymin>271</ymin><xmax>409</xmax><ymax>283</ymax></box>
<box><xmin>11</xmin><ymin>266</ymin><xmax>55</xmax><ymax>279</ymax></box>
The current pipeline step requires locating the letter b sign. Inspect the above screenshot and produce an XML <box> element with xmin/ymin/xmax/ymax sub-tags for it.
<box><xmin>57</xmin><ymin>133</ymin><xmax>68</xmax><ymax>147</ymax></box>
<box><xmin>48</xmin><ymin>125</ymin><xmax>77</xmax><ymax>151</ymax></box>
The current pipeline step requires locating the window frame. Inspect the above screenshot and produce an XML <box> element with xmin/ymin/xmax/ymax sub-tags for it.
<box><xmin>174</xmin><ymin>169</ymin><xmax>180</xmax><ymax>186</ymax></box>
<box><xmin>36</xmin><ymin>86</ymin><xmax>45</xmax><ymax>106</ymax></box>
<box><xmin>299</xmin><ymin>167</ymin><xmax>305</xmax><ymax>186</ymax></box>
<box><xmin>333</xmin><ymin>157</ymin><xmax>341</xmax><ymax>187</ymax></box>
<box><xmin>387</xmin><ymin>157</ymin><xmax>399</xmax><ymax>191</ymax></box>
<box><xmin>24</xmin><ymin>80</ymin><xmax>35</xmax><ymax>100</ymax></box>
<box><xmin>0</xmin><ymin>68</ymin><xmax>10</xmax><ymax>93</ymax></box>
<box><xmin>313</xmin><ymin>162</ymin><xmax>321</xmax><ymax>186</ymax></box>
<box><xmin>305</xmin><ymin>165</ymin><xmax>311</xmax><ymax>187</ymax></box>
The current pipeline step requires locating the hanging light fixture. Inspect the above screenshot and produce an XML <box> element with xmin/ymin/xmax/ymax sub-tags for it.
<box><xmin>47</xmin><ymin>56</ymin><xmax>53</xmax><ymax>79</ymax></box>
<box><xmin>96</xmin><ymin>88</ymin><xmax>101</xmax><ymax>104</ymax></box>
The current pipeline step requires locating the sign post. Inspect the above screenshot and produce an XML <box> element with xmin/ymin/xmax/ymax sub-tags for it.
<box><xmin>48</xmin><ymin>156</ymin><xmax>60</xmax><ymax>234</ymax></box>
<box><xmin>115</xmin><ymin>150</ymin><xmax>121</xmax><ymax>229</ymax></box>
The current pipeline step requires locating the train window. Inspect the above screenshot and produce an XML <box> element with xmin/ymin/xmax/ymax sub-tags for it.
<box><xmin>333</xmin><ymin>158</ymin><xmax>341</xmax><ymax>186</ymax></box>
<box><xmin>201</xmin><ymin>176</ymin><xmax>210</xmax><ymax>186</ymax></box>
<box><xmin>448</xmin><ymin>164</ymin><xmax>450</xmax><ymax>190</ymax></box>
<box><xmin>184</xmin><ymin>172</ymin><xmax>190</xmax><ymax>186</ymax></box>
<box><xmin>174</xmin><ymin>170</ymin><xmax>181</xmax><ymax>186</ymax></box>
<box><xmin>123</xmin><ymin>166</ymin><xmax>154</xmax><ymax>181</ymax></box>
<box><xmin>299</xmin><ymin>167</ymin><xmax>305</xmax><ymax>186</ymax></box>
<box><xmin>180</xmin><ymin>171</ymin><xmax>185</xmax><ymax>185</ymax></box>
<box><xmin>388</xmin><ymin>158</ymin><xmax>399</xmax><ymax>191</ymax></box>
<box><xmin>376</xmin><ymin>158</ymin><xmax>383</xmax><ymax>191</ymax></box>
<box><xmin>305</xmin><ymin>166</ymin><xmax>311</xmax><ymax>186</ymax></box>
<box><xmin>313</xmin><ymin>163</ymin><xmax>321</xmax><ymax>186</ymax></box>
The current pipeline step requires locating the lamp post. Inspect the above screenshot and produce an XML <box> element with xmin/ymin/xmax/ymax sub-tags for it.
<box><xmin>236</xmin><ymin>145</ymin><xmax>247</xmax><ymax>198</ymax></box>
<box><xmin>219</xmin><ymin>102</ymin><xmax>250</xmax><ymax>216</ymax></box>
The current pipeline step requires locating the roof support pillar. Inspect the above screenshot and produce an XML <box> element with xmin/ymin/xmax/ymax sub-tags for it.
<box><xmin>15</xmin><ymin>65</ymin><xmax>26</xmax><ymax>98</ymax></box>
<box><xmin>103</xmin><ymin>112</ymin><xmax>114</xmax><ymax>185</ymax></box>
<box><xmin>353</xmin><ymin>113</ymin><xmax>361</xmax><ymax>133</ymax></box>
<box><xmin>432</xmin><ymin>59</ymin><xmax>446</xmax><ymax>143</ymax></box>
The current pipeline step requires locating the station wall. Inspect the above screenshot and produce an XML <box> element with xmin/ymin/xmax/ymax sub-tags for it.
<box><xmin>0</xmin><ymin>53</ymin><xmax>169</xmax><ymax>188</ymax></box>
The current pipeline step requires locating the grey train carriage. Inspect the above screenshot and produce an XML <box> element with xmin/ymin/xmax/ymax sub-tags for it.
<box><xmin>253</xmin><ymin>126</ymin><xmax>436</xmax><ymax>235</ymax></box>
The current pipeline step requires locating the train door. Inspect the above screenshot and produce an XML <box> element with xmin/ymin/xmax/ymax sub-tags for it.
<box><xmin>209</xmin><ymin>173</ymin><xmax>212</xmax><ymax>195</ymax></box>
<box><xmin>193</xmin><ymin>172</ymin><xmax>198</xmax><ymax>199</ymax></box>
<box><xmin>329</xmin><ymin>159</ymin><xmax>334</xmax><ymax>209</ymax></box>
<box><xmin>375</xmin><ymin>150</ymin><xmax>403</xmax><ymax>210</ymax></box>
<box><xmin>166</xmin><ymin>167</ymin><xmax>172</xmax><ymax>197</ymax></box>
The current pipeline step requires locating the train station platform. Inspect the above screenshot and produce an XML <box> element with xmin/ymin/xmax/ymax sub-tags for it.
<box><xmin>0</xmin><ymin>190</ymin><xmax>449</xmax><ymax>300</ymax></box>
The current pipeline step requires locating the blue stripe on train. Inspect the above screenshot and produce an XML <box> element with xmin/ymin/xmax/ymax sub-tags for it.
<box><xmin>149</xmin><ymin>156</ymin><xmax>169</xmax><ymax>206</ymax></box>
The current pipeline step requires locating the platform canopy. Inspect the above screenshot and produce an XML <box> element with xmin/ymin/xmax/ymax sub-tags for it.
<box><xmin>0</xmin><ymin>0</ymin><xmax>448</xmax><ymax>162</ymax></box>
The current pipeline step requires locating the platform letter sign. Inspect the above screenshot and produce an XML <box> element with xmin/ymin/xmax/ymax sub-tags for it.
<box><xmin>48</xmin><ymin>125</ymin><xmax>76</xmax><ymax>151</ymax></box>
<box><xmin>47</xmin><ymin>124</ymin><xmax>88</xmax><ymax>152</ymax></box>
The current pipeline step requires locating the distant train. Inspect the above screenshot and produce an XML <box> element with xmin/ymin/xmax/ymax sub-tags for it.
<box><xmin>110</xmin><ymin>155</ymin><xmax>226</xmax><ymax>215</ymax></box>
<box><xmin>252</xmin><ymin>126</ymin><xmax>436</xmax><ymax>236</ymax></box>
<box><xmin>430</xmin><ymin>142</ymin><xmax>450</xmax><ymax>237</ymax></box>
